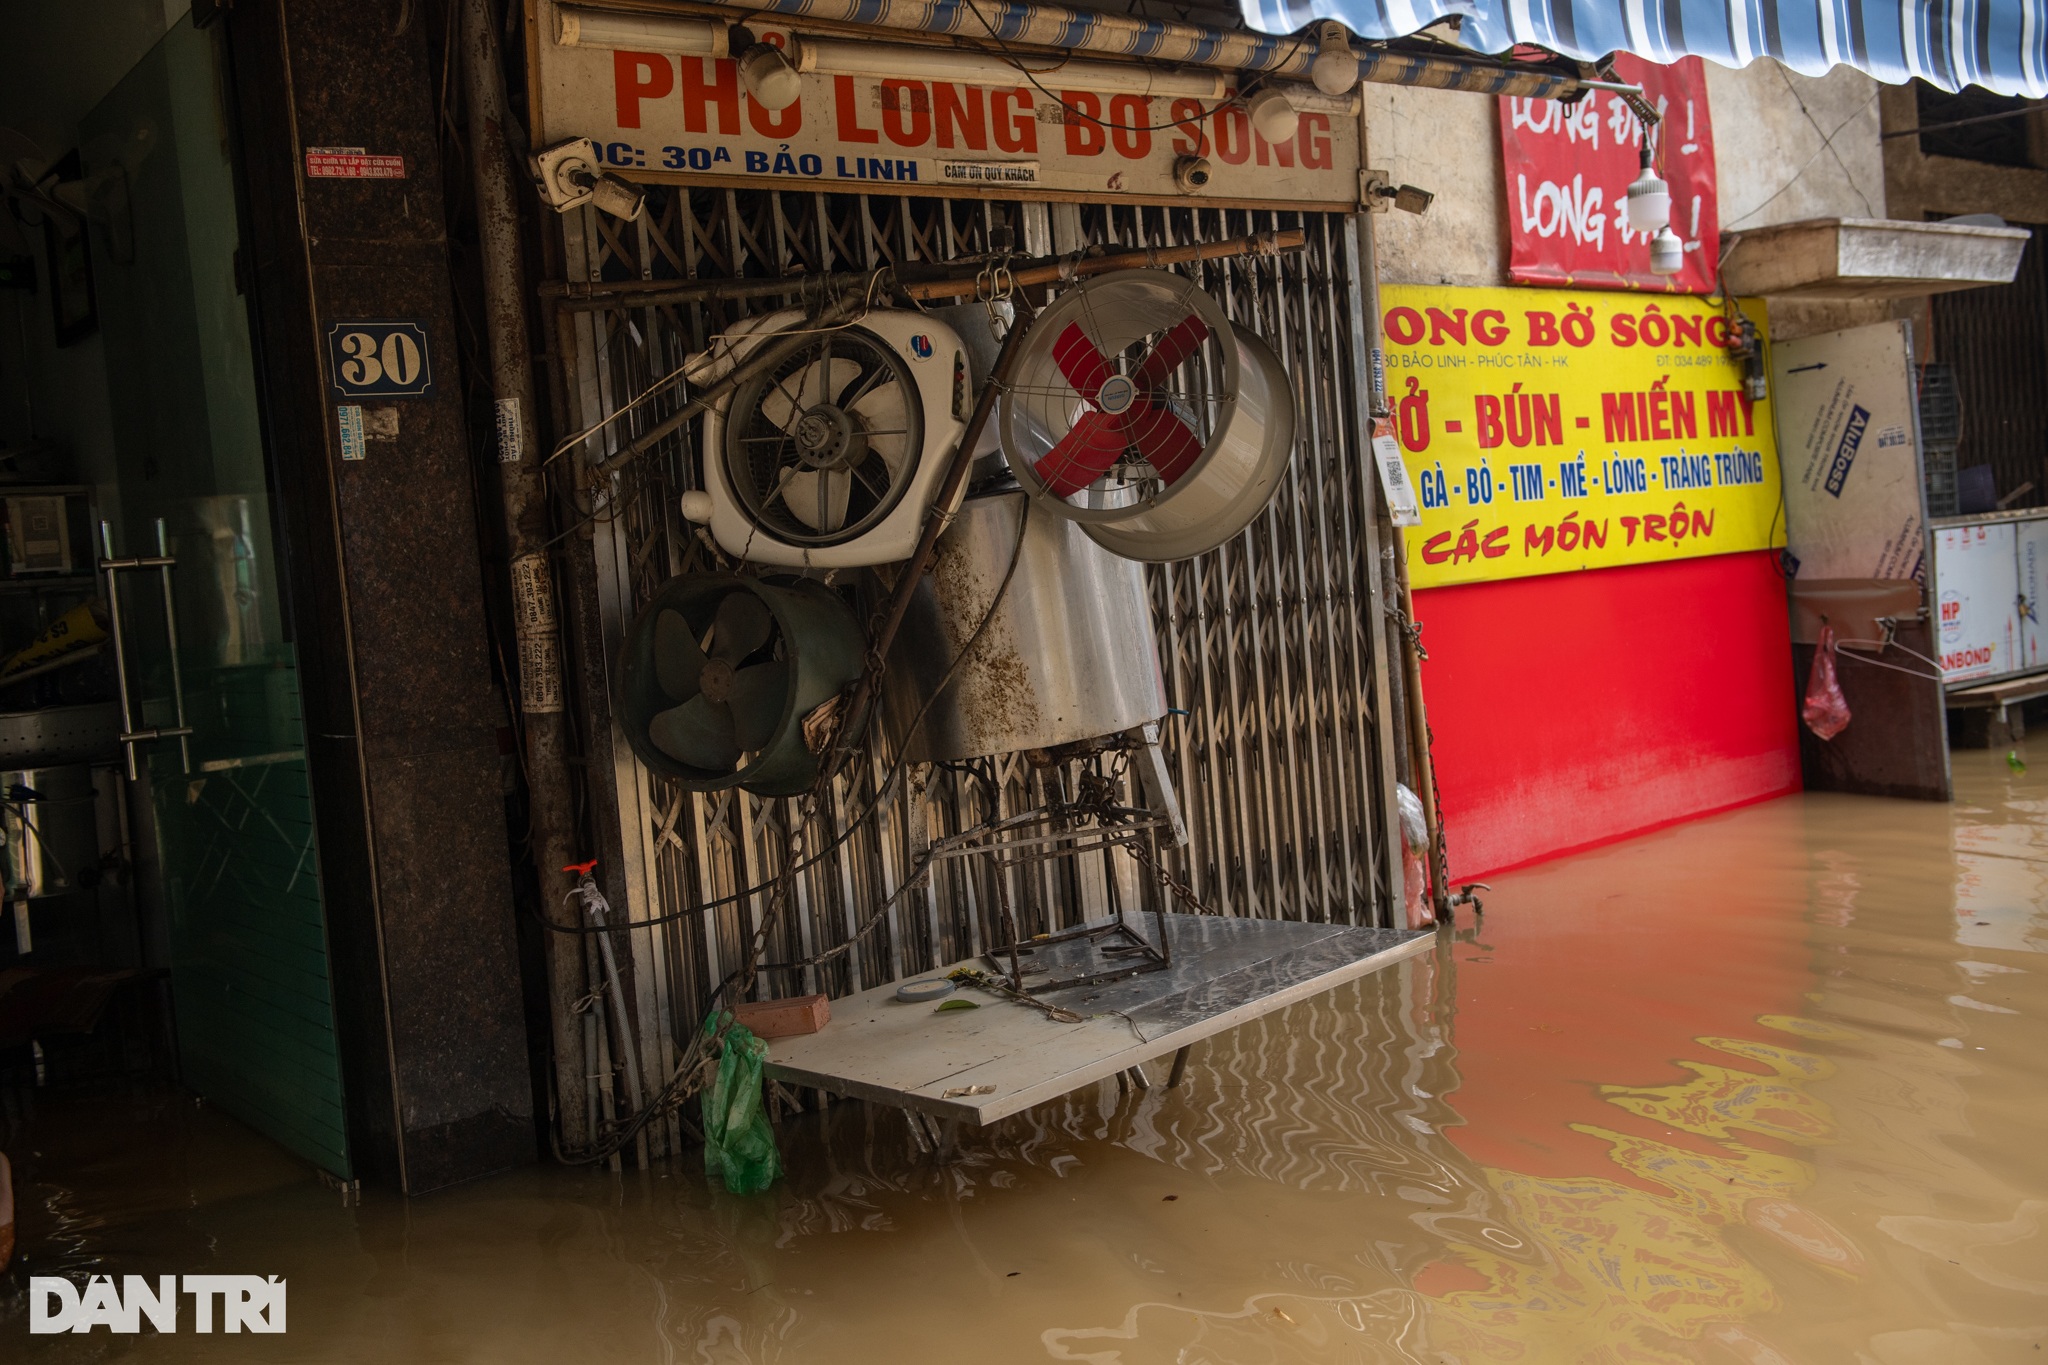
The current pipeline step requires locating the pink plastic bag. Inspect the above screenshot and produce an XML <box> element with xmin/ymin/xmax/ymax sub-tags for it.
<box><xmin>1803</xmin><ymin>624</ymin><xmax>1851</xmax><ymax>741</ymax></box>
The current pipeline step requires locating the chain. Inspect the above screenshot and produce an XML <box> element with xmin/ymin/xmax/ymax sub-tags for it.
<box><xmin>1385</xmin><ymin>598</ymin><xmax>1429</xmax><ymax>662</ymax></box>
<box><xmin>1423</xmin><ymin>715</ymin><xmax>1453</xmax><ymax>915</ymax></box>
<box><xmin>976</xmin><ymin>256</ymin><xmax>1017</xmax><ymax>335</ymax></box>
<box><xmin>1072</xmin><ymin>765</ymin><xmax>1215</xmax><ymax>919</ymax></box>
<box><xmin>1120</xmin><ymin>834</ymin><xmax>1213</xmax><ymax>918</ymax></box>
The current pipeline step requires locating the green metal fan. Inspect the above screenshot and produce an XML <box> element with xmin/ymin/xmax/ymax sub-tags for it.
<box><xmin>617</xmin><ymin>575</ymin><xmax>866</xmax><ymax>796</ymax></box>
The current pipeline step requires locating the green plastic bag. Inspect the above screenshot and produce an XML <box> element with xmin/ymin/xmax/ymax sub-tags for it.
<box><xmin>701</xmin><ymin>1015</ymin><xmax>783</xmax><ymax>1194</ymax></box>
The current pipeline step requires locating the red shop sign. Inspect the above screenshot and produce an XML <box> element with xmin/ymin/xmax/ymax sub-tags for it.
<box><xmin>1499</xmin><ymin>54</ymin><xmax>1718</xmax><ymax>295</ymax></box>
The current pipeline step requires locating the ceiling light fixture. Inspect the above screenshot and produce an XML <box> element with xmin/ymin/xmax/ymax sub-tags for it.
<box><xmin>1649</xmin><ymin>225</ymin><xmax>1684</xmax><ymax>275</ymax></box>
<box><xmin>1246</xmin><ymin>86</ymin><xmax>1300</xmax><ymax>143</ymax></box>
<box><xmin>1625</xmin><ymin>147</ymin><xmax>1671</xmax><ymax>234</ymax></box>
<box><xmin>1311</xmin><ymin>22</ymin><xmax>1360</xmax><ymax>96</ymax></box>
<box><xmin>738</xmin><ymin>42</ymin><xmax>803</xmax><ymax>110</ymax></box>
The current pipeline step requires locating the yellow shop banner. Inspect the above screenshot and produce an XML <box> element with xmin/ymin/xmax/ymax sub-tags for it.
<box><xmin>1381</xmin><ymin>285</ymin><xmax>1782</xmax><ymax>589</ymax></box>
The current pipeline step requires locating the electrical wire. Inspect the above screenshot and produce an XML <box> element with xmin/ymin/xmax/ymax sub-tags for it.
<box><xmin>753</xmin><ymin>500</ymin><xmax>1035</xmax><ymax>975</ymax></box>
<box><xmin>1723</xmin><ymin>82</ymin><xmax>1879</xmax><ymax>230</ymax></box>
<box><xmin>549</xmin><ymin>495</ymin><xmax>1037</xmax><ymax>1161</ymax></box>
<box><xmin>1829</xmin><ymin>626</ymin><xmax>1946</xmax><ymax>681</ymax></box>
<box><xmin>1832</xmin><ymin>646</ymin><xmax>1941</xmax><ymax>682</ymax></box>
<box><xmin>957</xmin><ymin>0</ymin><xmax>1278</xmax><ymax>135</ymax></box>
<box><xmin>543</xmin><ymin>269</ymin><xmax>891</xmax><ymax>469</ymax></box>
<box><xmin>1883</xmin><ymin>102</ymin><xmax>2046</xmax><ymax>140</ymax></box>
<box><xmin>531</xmin><ymin>496</ymin><xmax>1035</xmax><ymax>938</ymax></box>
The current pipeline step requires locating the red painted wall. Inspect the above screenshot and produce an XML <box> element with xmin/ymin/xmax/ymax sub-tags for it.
<box><xmin>1415</xmin><ymin>548</ymin><xmax>1801</xmax><ymax>880</ymax></box>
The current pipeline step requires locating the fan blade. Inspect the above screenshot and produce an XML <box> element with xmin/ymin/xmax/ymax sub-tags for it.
<box><xmin>648</xmin><ymin>697</ymin><xmax>740</xmax><ymax>771</ymax></box>
<box><xmin>760</xmin><ymin>370</ymin><xmax>804</xmax><ymax>432</ymax></box>
<box><xmin>804</xmin><ymin>357</ymin><xmax>863</xmax><ymax>408</ymax></box>
<box><xmin>708</xmin><ymin>591</ymin><xmax>773</xmax><ymax>664</ymax></box>
<box><xmin>1132</xmin><ymin>314</ymin><xmax>1212</xmax><ymax>387</ymax></box>
<box><xmin>1034</xmin><ymin>408</ymin><xmax>1129</xmax><ymax>497</ymax></box>
<box><xmin>761</xmin><ymin>357</ymin><xmax>862</xmax><ymax>431</ymax></box>
<box><xmin>728</xmin><ymin>661</ymin><xmax>790</xmax><ymax>752</ymax></box>
<box><xmin>849</xmin><ymin>385</ymin><xmax>911</xmax><ymax>479</ymax></box>
<box><xmin>783</xmin><ymin>469</ymin><xmax>852</xmax><ymax>532</ymax></box>
<box><xmin>1123</xmin><ymin>401</ymin><xmax>1206</xmax><ymax>484</ymax></box>
<box><xmin>652</xmin><ymin>608</ymin><xmax>709</xmax><ymax>701</ymax></box>
<box><xmin>1051</xmin><ymin>322</ymin><xmax>1113</xmax><ymax>401</ymax></box>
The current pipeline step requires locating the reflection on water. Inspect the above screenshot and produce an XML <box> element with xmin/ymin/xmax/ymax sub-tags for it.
<box><xmin>7</xmin><ymin>751</ymin><xmax>2048</xmax><ymax>1362</ymax></box>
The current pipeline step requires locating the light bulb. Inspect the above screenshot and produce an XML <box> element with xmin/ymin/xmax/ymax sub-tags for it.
<box><xmin>1247</xmin><ymin>87</ymin><xmax>1299</xmax><ymax>143</ymax></box>
<box><xmin>1627</xmin><ymin>164</ymin><xmax>1671</xmax><ymax>234</ymax></box>
<box><xmin>1311</xmin><ymin>23</ymin><xmax>1358</xmax><ymax>96</ymax></box>
<box><xmin>1649</xmin><ymin>225</ymin><xmax>1684</xmax><ymax>275</ymax></box>
<box><xmin>739</xmin><ymin>43</ymin><xmax>801</xmax><ymax>111</ymax></box>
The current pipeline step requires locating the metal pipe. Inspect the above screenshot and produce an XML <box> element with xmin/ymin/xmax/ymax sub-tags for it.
<box><xmin>585</xmin><ymin>229</ymin><xmax>1303</xmax><ymax>477</ymax></box>
<box><xmin>1393</xmin><ymin>546</ymin><xmax>1447</xmax><ymax>920</ymax></box>
<box><xmin>1352</xmin><ymin>189</ymin><xmax>1442</xmax><ymax>919</ymax></box>
<box><xmin>1353</xmin><ymin>198</ymin><xmax>1450</xmax><ymax>921</ymax></box>
<box><xmin>154</xmin><ymin>520</ymin><xmax>190</xmax><ymax>775</ymax></box>
<box><xmin>581</xmin><ymin>880</ymin><xmax>649</xmax><ymax>1146</ymax></box>
<box><xmin>823</xmin><ymin>299</ymin><xmax>1035</xmax><ymax>790</ymax></box>
<box><xmin>554</xmin><ymin>4</ymin><xmax>726</xmax><ymax>54</ymax></box>
<box><xmin>578</xmin><ymin>0</ymin><xmax>1596</xmax><ymax>98</ymax></box>
<box><xmin>551</xmin><ymin>228</ymin><xmax>1308</xmax><ymax>309</ymax></box>
<box><xmin>462</xmin><ymin>0</ymin><xmax>592</xmax><ymax>1153</ymax></box>
<box><xmin>794</xmin><ymin>35</ymin><xmax>1227</xmax><ymax>98</ymax></box>
<box><xmin>1351</xmin><ymin>170</ymin><xmax>1433</xmax><ymax>916</ymax></box>
<box><xmin>99</xmin><ymin>522</ymin><xmax>139</xmax><ymax>782</ymax></box>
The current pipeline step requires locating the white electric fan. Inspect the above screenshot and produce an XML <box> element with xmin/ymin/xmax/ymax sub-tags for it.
<box><xmin>688</xmin><ymin>310</ymin><xmax>971</xmax><ymax>568</ymax></box>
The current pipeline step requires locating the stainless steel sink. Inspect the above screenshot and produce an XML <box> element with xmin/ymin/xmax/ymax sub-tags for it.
<box><xmin>0</xmin><ymin>703</ymin><xmax>122</xmax><ymax>767</ymax></box>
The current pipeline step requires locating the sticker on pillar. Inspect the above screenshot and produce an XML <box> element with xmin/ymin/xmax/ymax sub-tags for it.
<box><xmin>337</xmin><ymin>405</ymin><xmax>366</xmax><ymax>462</ymax></box>
<box><xmin>1372</xmin><ymin>417</ymin><xmax>1422</xmax><ymax>527</ymax></box>
<box><xmin>495</xmin><ymin>397</ymin><xmax>523</xmax><ymax>464</ymax></box>
<box><xmin>326</xmin><ymin>321</ymin><xmax>433</xmax><ymax>398</ymax></box>
<box><xmin>305</xmin><ymin>147</ymin><xmax>408</xmax><ymax>179</ymax></box>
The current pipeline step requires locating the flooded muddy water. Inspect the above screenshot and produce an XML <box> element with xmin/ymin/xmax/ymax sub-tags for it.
<box><xmin>7</xmin><ymin>749</ymin><xmax>2048</xmax><ymax>1362</ymax></box>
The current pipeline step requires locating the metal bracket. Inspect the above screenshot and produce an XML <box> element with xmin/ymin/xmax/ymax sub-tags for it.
<box><xmin>1361</xmin><ymin>169</ymin><xmax>1392</xmax><ymax>213</ymax></box>
<box><xmin>1130</xmin><ymin>722</ymin><xmax>1189</xmax><ymax>848</ymax></box>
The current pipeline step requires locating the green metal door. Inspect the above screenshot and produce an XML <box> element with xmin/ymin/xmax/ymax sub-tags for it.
<box><xmin>83</xmin><ymin>17</ymin><xmax>350</xmax><ymax>1178</ymax></box>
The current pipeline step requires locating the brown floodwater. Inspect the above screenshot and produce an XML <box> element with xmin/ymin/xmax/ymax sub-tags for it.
<box><xmin>6</xmin><ymin>747</ymin><xmax>2048</xmax><ymax>1363</ymax></box>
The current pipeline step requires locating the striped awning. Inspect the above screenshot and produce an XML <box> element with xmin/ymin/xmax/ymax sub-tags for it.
<box><xmin>1241</xmin><ymin>0</ymin><xmax>2048</xmax><ymax>96</ymax></box>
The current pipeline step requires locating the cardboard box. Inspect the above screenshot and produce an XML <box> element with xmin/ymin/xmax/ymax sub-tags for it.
<box><xmin>731</xmin><ymin>994</ymin><xmax>830</xmax><ymax>1039</ymax></box>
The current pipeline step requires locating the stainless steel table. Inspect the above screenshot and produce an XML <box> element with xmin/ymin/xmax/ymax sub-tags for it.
<box><xmin>765</xmin><ymin>913</ymin><xmax>1432</xmax><ymax>1131</ymax></box>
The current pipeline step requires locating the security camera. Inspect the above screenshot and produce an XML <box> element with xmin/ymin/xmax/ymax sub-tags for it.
<box><xmin>1173</xmin><ymin>155</ymin><xmax>1213</xmax><ymax>194</ymax></box>
<box><xmin>531</xmin><ymin>136</ymin><xmax>647</xmax><ymax>222</ymax></box>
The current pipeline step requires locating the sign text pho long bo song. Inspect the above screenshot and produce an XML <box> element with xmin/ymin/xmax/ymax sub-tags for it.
<box><xmin>530</xmin><ymin>25</ymin><xmax>1363</xmax><ymax>206</ymax></box>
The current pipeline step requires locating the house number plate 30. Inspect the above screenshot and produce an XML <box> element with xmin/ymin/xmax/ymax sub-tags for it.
<box><xmin>326</xmin><ymin>320</ymin><xmax>434</xmax><ymax>398</ymax></box>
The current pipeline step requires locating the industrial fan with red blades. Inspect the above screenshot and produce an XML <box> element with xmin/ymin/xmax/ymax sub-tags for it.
<box><xmin>1000</xmin><ymin>269</ymin><xmax>1295</xmax><ymax>562</ymax></box>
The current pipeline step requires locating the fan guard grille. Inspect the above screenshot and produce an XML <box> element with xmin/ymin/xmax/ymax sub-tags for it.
<box><xmin>999</xmin><ymin>270</ymin><xmax>1238</xmax><ymax>521</ymax></box>
<box><xmin>721</xmin><ymin>327</ymin><xmax>925</xmax><ymax>548</ymax></box>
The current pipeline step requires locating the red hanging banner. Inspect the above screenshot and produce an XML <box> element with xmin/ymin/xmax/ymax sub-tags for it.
<box><xmin>1499</xmin><ymin>55</ymin><xmax>1719</xmax><ymax>295</ymax></box>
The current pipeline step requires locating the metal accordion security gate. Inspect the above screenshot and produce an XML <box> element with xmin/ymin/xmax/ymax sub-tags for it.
<box><xmin>553</xmin><ymin>190</ymin><xmax>1401</xmax><ymax>1157</ymax></box>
